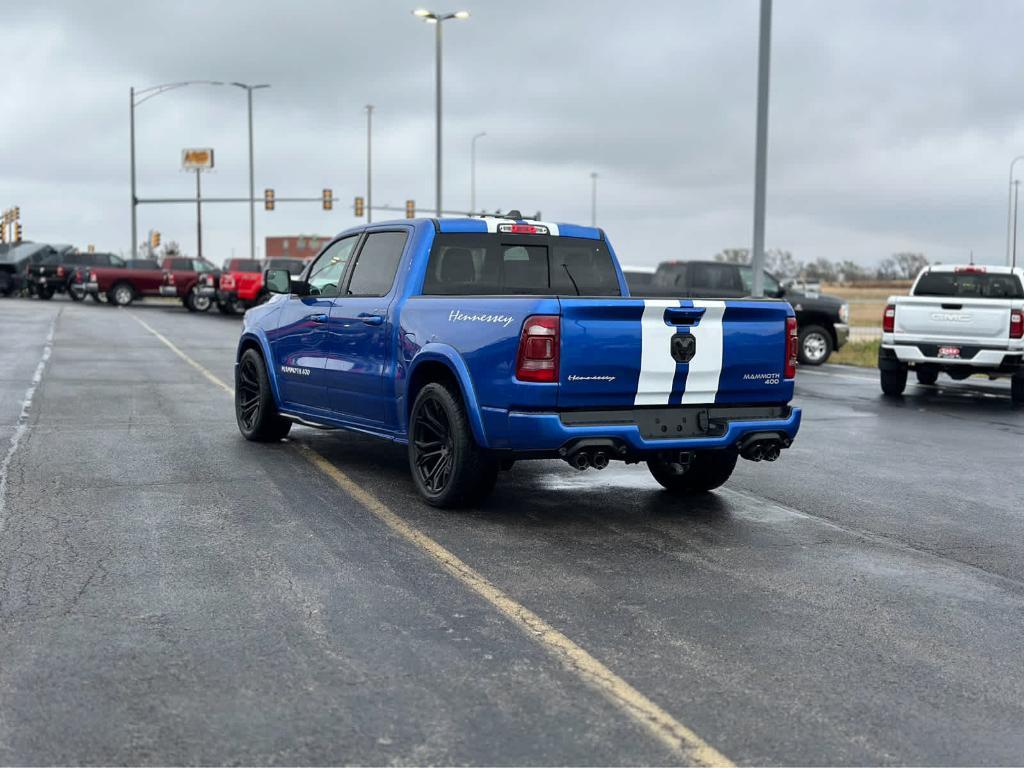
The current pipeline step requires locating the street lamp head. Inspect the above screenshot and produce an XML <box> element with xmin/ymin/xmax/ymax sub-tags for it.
<box><xmin>412</xmin><ymin>8</ymin><xmax>434</xmax><ymax>17</ymax></box>
<box><xmin>453</xmin><ymin>10</ymin><xmax>470</xmax><ymax>19</ymax></box>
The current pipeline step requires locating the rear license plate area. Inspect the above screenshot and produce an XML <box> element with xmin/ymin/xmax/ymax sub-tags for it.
<box><xmin>937</xmin><ymin>346</ymin><xmax>961</xmax><ymax>359</ymax></box>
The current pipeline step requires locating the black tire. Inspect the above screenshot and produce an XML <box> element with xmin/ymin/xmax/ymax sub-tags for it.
<box><xmin>90</xmin><ymin>292</ymin><xmax>103</xmax><ymax>303</ymax></box>
<box><xmin>108</xmin><ymin>281</ymin><xmax>134</xmax><ymax>307</ymax></box>
<box><xmin>186</xmin><ymin>286</ymin><xmax>211</xmax><ymax>313</ymax></box>
<box><xmin>235</xmin><ymin>348</ymin><xmax>292</xmax><ymax>442</ymax></box>
<box><xmin>646</xmin><ymin>448</ymin><xmax>738</xmax><ymax>494</ymax></box>
<box><xmin>1012</xmin><ymin>374</ymin><xmax>1024</xmax><ymax>405</ymax></box>
<box><xmin>798</xmin><ymin>324</ymin><xmax>833</xmax><ymax>366</ymax></box>
<box><xmin>37</xmin><ymin>286</ymin><xmax>54</xmax><ymax>300</ymax></box>
<box><xmin>880</xmin><ymin>366</ymin><xmax>907</xmax><ymax>397</ymax></box>
<box><xmin>68</xmin><ymin>284</ymin><xmax>85</xmax><ymax>302</ymax></box>
<box><xmin>218</xmin><ymin>299</ymin><xmax>238</xmax><ymax>315</ymax></box>
<box><xmin>915</xmin><ymin>368</ymin><xmax>939</xmax><ymax>386</ymax></box>
<box><xmin>408</xmin><ymin>382</ymin><xmax>498</xmax><ymax>508</ymax></box>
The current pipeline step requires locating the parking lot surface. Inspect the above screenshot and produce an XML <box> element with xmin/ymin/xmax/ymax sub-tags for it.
<box><xmin>2</xmin><ymin>296</ymin><xmax>1023</xmax><ymax>765</ymax></box>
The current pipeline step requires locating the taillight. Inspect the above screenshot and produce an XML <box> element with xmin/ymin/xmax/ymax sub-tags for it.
<box><xmin>785</xmin><ymin>316</ymin><xmax>798</xmax><ymax>379</ymax></box>
<box><xmin>515</xmin><ymin>315</ymin><xmax>559</xmax><ymax>382</ymax></box>
<box><xmin>221</xmin><ymin>274</ymin><xmax>236</xmax><ymax>290</ymax></box>
<box><xmin>883</xmin><ymin>304</ymin><xmax>896</xmax><ymax>333</ymax></box>
<box><xmin>1011</xmin><ymin>309</ymin><xmax>1023</xmax><ymax>339</ymax></box>
<box><xmin>89</xmin><ymin>271</ymin><xmax>96</xmax><ymax>281</ymax></box>
<box><xmin>57</xmin><ymin>266</ymin><xmax>65</xmax><ymax>277</ymax></box>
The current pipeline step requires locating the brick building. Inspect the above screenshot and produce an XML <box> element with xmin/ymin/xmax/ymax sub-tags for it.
<box><xmin>265</xmin><ymin>235</ymin><xmax>331</xmax><ymax>261</ymax></box>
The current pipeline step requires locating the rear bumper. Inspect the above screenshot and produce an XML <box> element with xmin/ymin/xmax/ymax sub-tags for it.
<box><xmin>158</xmin><ymin>286</ymin><xmax>179</xmax><ymax>297</ymax></box>
<box><xmin>481</xmin><ymin>404</ymin><xmax>801</xmax><ymax>454</ymax></box>
<box><xmin>880</xmin><ymin>342</ymin><xmax>1022</xmax><ymax>373</ymax></box>
<box><xmin>83</xmin><ymin>281</ymin><xmax>99</xmax><ymax>294</ymax></box>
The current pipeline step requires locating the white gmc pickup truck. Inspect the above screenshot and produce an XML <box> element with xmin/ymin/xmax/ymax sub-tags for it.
<box><xmin>878</xmin><ymin>265</ymin><xmax>1024</xmax><ymax>403</ymax></box>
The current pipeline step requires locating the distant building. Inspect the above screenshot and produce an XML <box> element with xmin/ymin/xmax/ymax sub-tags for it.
<box><xmin>265</xmin><ymin>235</ymin><xmax>331</xmax><ymax>261</ymax></box>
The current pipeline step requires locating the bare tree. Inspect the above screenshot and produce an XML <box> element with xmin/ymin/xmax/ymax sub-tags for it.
<box><xmin>713</xmin><ymin>248</ymin><xmax>750</xmax><ymax>264</ymax></box>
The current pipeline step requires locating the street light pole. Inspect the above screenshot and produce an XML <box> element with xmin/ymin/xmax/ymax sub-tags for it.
<box><xmin>232</xmin><ymin>83</ymin><xmax>270</xmax><ymax>261</ymax></box>
<box><xmin>470</xmin><ymin>131</ymin><xmax>486</xmax><ymax>213</ymax></box>
<box><xmin>130</xmin><ymin>80</ymin><xmax>225</xmax><ymax>259</ymax></box>
<box><xmin>1006</xmin><ymin>156</ymin><xmax>1024</xmax><ymax>266</ymax></box>
<box><xmin>590</xmin><ymin>172</ymin><xmax>598</xmax><ymax>227</ymax></box>
<box><xmin>750</xmin><ymin>0</ymin><xmax>772</xmax><ymax>297</ymax></box>
<box><xmin>195</xmin><ymin>169</ymin><xmax>203</xmax><ymax>260</ymax></box>
<box><xmin>130</xmin><ymin>87</ymin><xmax>137</xmax><ymax>260</ymax></box>
<box><xmin>1013</xmin><ymin>179</ymin><xmax>1020</xmax><ymax>269</ymax></box>
<box><xmin>366</xmin><ymin>104</ymin><xmax>374</xmax><ymax>224</ymax></box>
<box><xmin>414</xmin><ymin>9</ymin><xmax>470</xmax><ymax>218</ymax></box>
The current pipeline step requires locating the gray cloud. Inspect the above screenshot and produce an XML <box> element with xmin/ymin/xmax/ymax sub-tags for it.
<box><xmin>3</xmin><ymin>0</ymin><xmax>1024</xmax><ymax>267</ymax></box>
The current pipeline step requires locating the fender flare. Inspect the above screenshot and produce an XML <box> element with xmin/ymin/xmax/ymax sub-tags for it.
<box><xmin>406</xmin><ymin>344</ymin><xmax>488</xmax><ymax>447</ymax></box>
<box><xmin>237</xmin><ymin>330</ymin><xmax>284</xmax><ymax>408</ymax></box>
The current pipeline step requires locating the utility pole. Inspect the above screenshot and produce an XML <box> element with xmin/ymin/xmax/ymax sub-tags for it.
<box><xmin>1007</xmin><ymin>156</ymin><xmax>1024</xmax><ymax>265</ymax></box>
<box><xmin>195</xmin><ymin>169</ymin><xmax>203</xmax><ymax>260</ymax></box>
<box><xmin>470</xmin><ymin>131</ymin><xmax>486</xmax><ymax>213</ymax></box>
<box><xmin>130</xmin><ymin>87</ymin><xmax>137</xmax><ymax>260</ymax></box>
<box><xmin>590</xmin><ymin>172</ymin><xmax>598</xmax><ymax>227</ymax></box>
<box><xmin>366</xmin><ymin>105</ymin><xmax>374</xmax><ymax>224</ymax></box>
<box><xmin>750</xmin><ymin>0</ymin><xmax>772</xmax><ymax>297</ymax></box>
<box><xmin>1013</xmin><ymin>179</ymin><xmax>1020</xmax><ymax>269</ymax></box>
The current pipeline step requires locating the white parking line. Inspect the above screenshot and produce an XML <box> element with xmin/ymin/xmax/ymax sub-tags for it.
<box><xmin>0</xmin><ymin>312</ymin><xmax>59</xmax><ymax>532</ymax></box>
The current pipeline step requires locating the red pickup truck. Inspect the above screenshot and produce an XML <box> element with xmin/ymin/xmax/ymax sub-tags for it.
<box><xmin>216</xmin><ymin>258</ymin><xmax>265</xmax><ymax>314</ymax></box>
<box><xmin>85</xmin><ymin>256</ymin><xmax>217</xmax><ymax>309</ymax></box>
<box><xmin>158</xmin><ymin>257</ymin><xmax>219</xmax><ymax>311</ymax></box>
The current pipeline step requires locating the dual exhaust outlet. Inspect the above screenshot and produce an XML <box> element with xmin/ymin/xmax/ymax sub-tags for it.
<box><xmin>741</xmin><ymin>440</ymin><xmax>781</xmax><ymax>462</ymax></box>
<box><xmin>569</xmin><ymin>449</ymin><xmax>611</xmax><ymax>471</ymax></box>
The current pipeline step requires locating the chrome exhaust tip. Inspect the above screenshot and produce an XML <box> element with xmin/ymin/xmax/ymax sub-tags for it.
<box><xmin>570</xmin><ymin>452</ymin><xmax>591</xmax><ymax>471</ymax></box>
<box><xmin>591</xmin><ymin>451</ymin><xmax>609</xmax><ymax>470</ymax></box>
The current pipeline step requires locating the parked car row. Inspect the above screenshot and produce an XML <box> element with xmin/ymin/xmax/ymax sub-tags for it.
<box><xmin>4</xmin><ymin>245</ymin><xmax>314</xmax><ymax>315</ymax></box>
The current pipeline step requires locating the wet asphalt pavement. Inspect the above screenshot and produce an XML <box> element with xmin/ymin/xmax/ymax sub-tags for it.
<box><xmin>1</xmin><ymin>295</ymin><xmax>1023</xmax><ymax>765</ymax></box>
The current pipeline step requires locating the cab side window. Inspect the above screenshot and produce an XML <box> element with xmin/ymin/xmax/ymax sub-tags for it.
<box><xmin>345</xmin><ymin>231</ymin><xmax>408</xmax><ymax>296</ymax></box>
<box><xmin>691</xmin><ymin>263</ymin><xmax>743</xmax><ymax>293</ymax></box>
<box><xmin>307</xmin><ymin>236</ymin><xmax>359</xmax><ymax>297</ymax></box>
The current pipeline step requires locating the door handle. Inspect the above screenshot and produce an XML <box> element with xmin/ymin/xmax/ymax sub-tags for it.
<box><xmin>358</xmin><ymin>313</ymin><xmax>384</xmax><ymax>326</ymax></box>
<box><xmin>308</xmin><ymin>313</ymin><xmax>329</xmax><ymax>323</ymax></box>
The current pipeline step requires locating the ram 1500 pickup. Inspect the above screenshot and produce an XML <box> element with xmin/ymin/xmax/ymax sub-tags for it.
<box><xmin>879</xmin><ymin>264</ymin><xmax>1024</xmax><ymax>403</ymax></box>
<box><xmin>234</xmin><ymin>215</ymin><xmax>803</xmax><ymax>507</ymax></box>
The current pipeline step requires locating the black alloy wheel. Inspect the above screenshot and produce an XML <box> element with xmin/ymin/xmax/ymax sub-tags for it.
<box><xmin>235</xmin><ymin>348</ymin><xmax>292</xmax><ymax>442</ymax></box>
<box><xmin>237</xmin><ymin>356</ymin><xmax>262</xmax><ymax>433</ymax></box>
<box><xmin>412</xmin><ymin>396</ymin><xmax>455</xmax><ymax>495</ymax></box>
<box><xmin>408</xmin><ymin>383</ymin><xmax>498</xmax><ymax>507</ymax></box>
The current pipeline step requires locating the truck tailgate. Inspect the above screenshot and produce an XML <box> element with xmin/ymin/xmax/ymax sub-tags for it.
<box><xmin>894</xmin><ymin>297</ymin><xmax>1012</xmax><ymax>341</ymax></box>
<box><xmin>558</xmin><ymin>298</ymin><xmax>793</xmax><ymax>408</ymax></box>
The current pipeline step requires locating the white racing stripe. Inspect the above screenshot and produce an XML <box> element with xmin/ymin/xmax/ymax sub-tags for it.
<box><xmin>680</xmin><ymin>300</ymin><xmax>726</xmax><ymax>405</ymax></box>
<box><xmin>634</xmin><ymin>299</ymin><xmax>681</xmax><ymax>406</ymax></box>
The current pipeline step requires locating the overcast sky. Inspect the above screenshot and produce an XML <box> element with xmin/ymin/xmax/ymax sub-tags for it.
<box><xmin>3</xmin><ymin>0</ymin><xmax>1024</xmax><ymax>268</ymax></box>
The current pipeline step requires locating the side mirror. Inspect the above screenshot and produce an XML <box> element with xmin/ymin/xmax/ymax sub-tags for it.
<box><xmin>265</xmin><ymin>268</ymin><xmax>292</xmax><ymax>294</ymax></box>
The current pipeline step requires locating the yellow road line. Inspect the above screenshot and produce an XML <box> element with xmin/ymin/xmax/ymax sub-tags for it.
<box><xmin>128</xmin><ymin>310</ymin><xmax>733</xmax><ymax>767</ymax></box>
<box><xmin>127</xmin><ymin>312</ymin><xmax>234</xmax><ymax>396</ymax></box>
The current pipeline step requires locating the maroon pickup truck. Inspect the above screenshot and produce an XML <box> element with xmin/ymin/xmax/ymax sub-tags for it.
<box><xmin>158</xmin><ymin>256</ymin><xmax>218</xmax><ymax>311</ymax></box>
<box><xmin>84</xmin><ymin>258</ymin><xmax>165</xmax><ymax>306</ymax></box>
<box><xmin>84</xmin><ymin>256</ymin><xmax>217</xmax><ymax>309</ymax></box>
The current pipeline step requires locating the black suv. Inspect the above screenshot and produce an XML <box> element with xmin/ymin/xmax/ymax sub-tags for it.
<box><xmin>634</xmin><ymin>260</ymin><xmax>850</xmax><ymax>365</ymax></box>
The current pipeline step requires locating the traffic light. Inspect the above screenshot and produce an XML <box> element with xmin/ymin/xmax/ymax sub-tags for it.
<box><xmin>13</xmin><ymin>207</ymin><xmax>20</xmax><ymax>220</ymax></box>
<box><xmin>405</xmin><ymin>200</ymin><xmax>415</xmax><ymax>219</ymax></box>
<box><xmin>354</xmin><ymin>196</ymin><xmax>364</xmax><ymax>217</ymax></box>
<box><xmin>264</xmin><ymin>188</ymin><xmax>275</xmax><ymax>211</ymax></box>
<box><xmin>15</xmin><ymin>223</ymin><xmax>22</xmax><ymax>242</ymax></box>
<box><xmin>150</xmin><ymin>231</ymin><xmax>160</xmax><ymax>248</ymax></box>
<box><xmin>322</xmin><ymin>188</ymin><xmax>333</xmax><ymax>211</ymax></box>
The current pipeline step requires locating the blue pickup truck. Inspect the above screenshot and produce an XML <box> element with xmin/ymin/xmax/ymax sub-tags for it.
<box><xmin>235</xmin><ymin>214</ymin><xmax>802</xmax><ymax>507</ymax></box>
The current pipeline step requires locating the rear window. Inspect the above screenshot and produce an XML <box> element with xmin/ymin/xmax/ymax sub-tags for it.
<box><xmin>623</xmin><ymin>271</ymin><xmax>654</xmax><ymax>290</ymax></box>
<box><xmin>422</xmin><ymin>234</ymin><xmax>620</xmax><ymax>296</ymax></box>
<box><xmin>230</xmin><ymin>259</ymin><xmax>262</xmax><ymax>273</ymax></box>
<box><xmin>914</xmin><ymin>272</ymin><xmax>1024</xmax><ymax>299</ymax></box>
